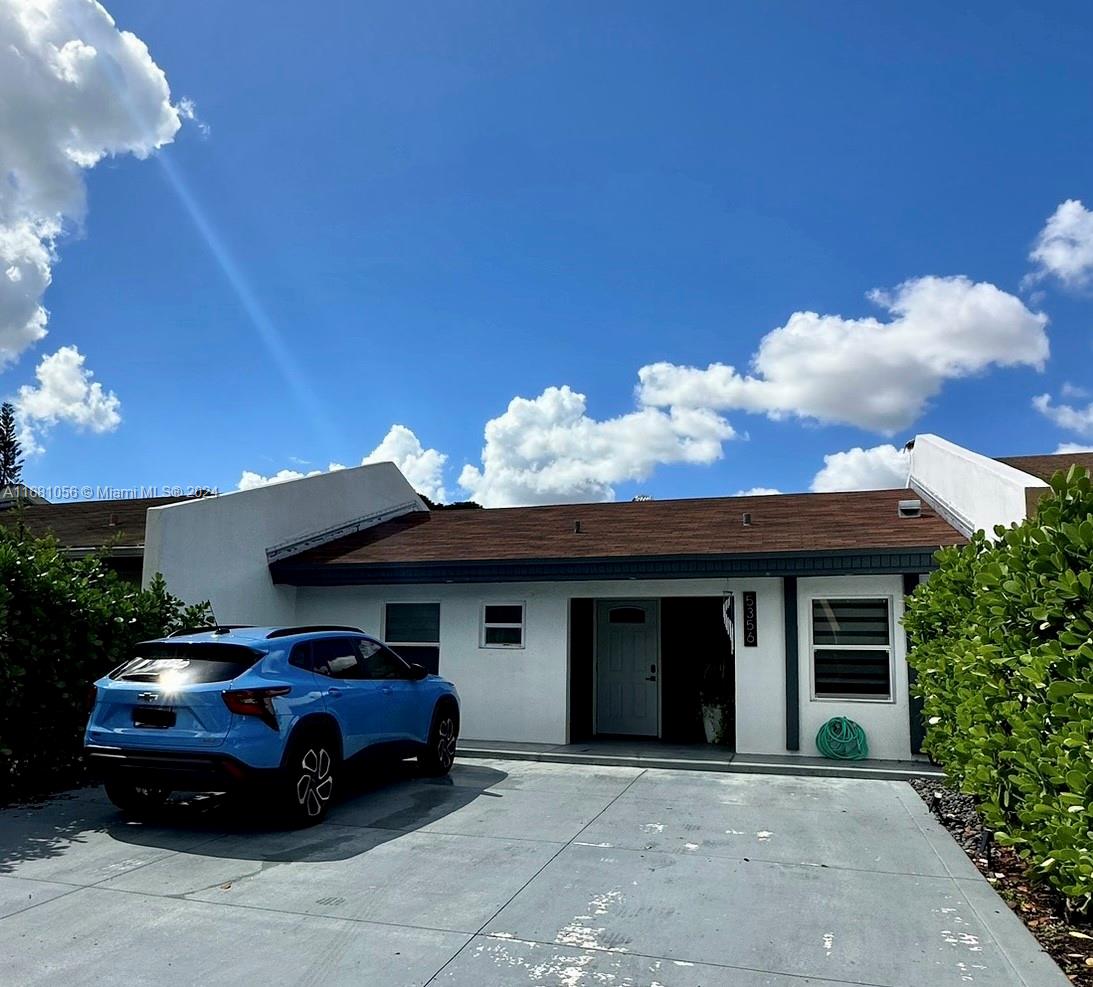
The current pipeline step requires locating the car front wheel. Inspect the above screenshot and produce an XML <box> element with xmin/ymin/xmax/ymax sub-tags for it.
<box><xmin>419</xmin><ymin>707</ymin><xmax>458</xmax><ymax>776</ymax></box>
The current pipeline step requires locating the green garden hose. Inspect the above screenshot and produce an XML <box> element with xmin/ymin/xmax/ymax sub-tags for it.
<box><xmin>816</xmin><ymin>717</ymin><xmax>869</xmax><ymax>760</ymax></box>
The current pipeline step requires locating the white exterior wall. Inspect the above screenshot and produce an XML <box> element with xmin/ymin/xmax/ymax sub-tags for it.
<box><xmin>296</xmin><ymin>576</ymin><xmax>787</xmax><ymax>750</ymax></box>
<box><xmin>910</xmin><ymin>433</ymin><xmax>1044</xmax><ymax>536</ymax></box>
<box><xmin>294</xmin><ymin>582</ymin><xmax>571</xmax><ymax>745</ymax></box>
<box><xmin>142</xmin><ymin>463</ymin><xmax>423</xmax><ymax>624</ymax></box>
<box><xmin>797</xmin><ymin>574</ymin><xmax>911</xmax><ymax>761</ymax></box>
<box><xmin>724</xmin><ymin>579</ymin><xmax>785</xmax><ymax>757</ymax></box>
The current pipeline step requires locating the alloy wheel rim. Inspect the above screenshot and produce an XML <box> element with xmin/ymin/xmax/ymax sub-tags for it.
<box><xmin>437</xmin><ymin>717</ymin><xmax>456</xmax><ymax>769</ymax></box>
<box><xmin>296</xmin><ymin>746</ymin><xmax>333</xmax><ymax>817</ymax></box>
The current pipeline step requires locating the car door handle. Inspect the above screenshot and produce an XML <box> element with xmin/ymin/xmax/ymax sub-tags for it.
<box><xmin>328</xmin><ymin>687</ymin><xmax>342</xmax><ymax>698</ymax></box>
<box><xmin>645</xmin><ymin>675</ymin><xmax>657</xmax><ymax>682</ymax></box>
<box><xmin>381</xmin><ymin>686</ymin><xmax>393</xmax><ymax>695</ymax></box>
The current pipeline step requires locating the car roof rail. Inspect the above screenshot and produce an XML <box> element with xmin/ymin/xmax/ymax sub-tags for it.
<box><xmin>265</xmin><ymin>625</ymin><xmax>364</xmax><ymax>639</ymax></box>
<box><xmin>165</xmin><ymin>624</ymin><xmax>254</xmax><ymax>638</ymax></box>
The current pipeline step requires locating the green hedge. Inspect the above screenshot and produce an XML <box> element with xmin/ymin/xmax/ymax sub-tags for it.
<box><xmin>905</xmin><ymin>467</ymin><xmax>1093</xmax><ymax>909</ymax></box>
<box><xmin>0</xmin><ymin>522</ymin><xmax>210</xmax><ymax>802</ymax></box>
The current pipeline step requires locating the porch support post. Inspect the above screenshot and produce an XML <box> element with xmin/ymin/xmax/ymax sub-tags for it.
<box><xmin>783</xmin><ymin>576</ymin><xmax>799</xmax><ymax>751</ymax></box>
<box><xmin>903</xmin><ymin>572</ymin><xmax>925</xmax><ymax>754</ymax></box>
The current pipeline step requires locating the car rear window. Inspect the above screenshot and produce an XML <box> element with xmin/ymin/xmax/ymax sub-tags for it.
<box><xmin>111</xmin><ymin>643</ymin><xmax>263</xmax><ymax>685</ymax></box>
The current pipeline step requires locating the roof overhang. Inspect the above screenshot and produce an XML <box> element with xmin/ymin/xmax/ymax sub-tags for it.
<box><xmin>270</xmin><ymin>546</ymin><xmax>945</xmax><ymax>586</ymax></box>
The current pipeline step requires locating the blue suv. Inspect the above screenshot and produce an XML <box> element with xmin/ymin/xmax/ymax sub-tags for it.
<box><xmin>85</xmin><ymin>625</ymin><xmax>460</xmax><ymax>825</ymax></box>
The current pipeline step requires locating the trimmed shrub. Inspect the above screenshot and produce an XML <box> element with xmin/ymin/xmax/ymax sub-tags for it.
<box><xmin>905</xmin><ymin>466</ymin><xmax>1093</xmax><ymax>910</ymax></box>
<box><xmin>0</xmin><ymin>522</ymin><xmax>211</xmax><ymax>801</ymax></box>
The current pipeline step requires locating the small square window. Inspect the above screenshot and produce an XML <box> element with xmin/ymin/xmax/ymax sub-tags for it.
<box><xmin>482</xmin><ymin>603</ymin><xmax>525</xmax><ymax>648</ymax></box>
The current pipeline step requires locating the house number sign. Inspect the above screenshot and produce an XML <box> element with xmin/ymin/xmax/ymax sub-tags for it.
<box><xmin>743</xmin><ymin>591</ymin><xmax>758</xmax><ymax>647</ymax></box>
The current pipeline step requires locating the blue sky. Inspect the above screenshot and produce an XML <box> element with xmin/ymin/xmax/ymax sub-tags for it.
<box><xmin>4</xmin><ymin>1</ymin><xmax>1093</xmax><ymax>504</ymax></box>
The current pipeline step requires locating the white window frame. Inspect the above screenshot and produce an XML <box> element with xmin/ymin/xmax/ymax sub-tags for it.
<box><xmin>480</xmin><ymin>601</ymin><xmax>526</xmax><ymax>649</ymax></box>
<box><xmin>382</xmin><ymin>601</ymin><xmax>441</xmax><ymax>652</ymax></box>
<box><xmin>808</xmin><ymin>594</ymin><xmax>895</xmax><ymax>704</ymax></box>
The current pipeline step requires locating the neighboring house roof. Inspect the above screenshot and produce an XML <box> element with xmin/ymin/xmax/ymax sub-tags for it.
<box><xmin>996</xmin><ymin>453</ymin><xmax>1093</xmax><ymax>483</ymax></box>
<box><xmin>272</xmin><ymin>489</ymin><xmax>963</xmax><ymax>584</ymax></box>
<box><xmin>0</xmin><ymin>496</ymin><xmax>188</xmax><ymax>554</ymax></box>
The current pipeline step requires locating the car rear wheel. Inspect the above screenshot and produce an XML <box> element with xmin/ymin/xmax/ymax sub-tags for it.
<box><xmin>104</xmin><ymin>780</ymin><xmax>171</xmax><ymax>817</ymax></box>
<box><xmin>279</xmin><ymin>731</ymin><xmax>338</xmax><ymax>826</ymax></box>
<box><xmin>419</xmin><ymin>706</ymin><xmax>458</xmax><ymax>776</ymax></box>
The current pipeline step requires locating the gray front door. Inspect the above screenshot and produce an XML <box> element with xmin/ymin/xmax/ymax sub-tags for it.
<box><xmin>595</xmin><ymin>600</ymin><xmax>659</xmax><ymax>736</ymax></box>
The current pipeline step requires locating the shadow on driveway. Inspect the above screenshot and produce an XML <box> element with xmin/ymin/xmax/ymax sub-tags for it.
<box><xmin>0</xmin><ymin>759</ymin><xmax>509</xmax><ymax>870</ymax></box>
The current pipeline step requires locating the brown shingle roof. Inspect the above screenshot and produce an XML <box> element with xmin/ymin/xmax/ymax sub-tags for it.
<box><xmin>286</xmin><ymin>488</ymin><xmax>963</xmax><ymax>568</ymax></box>
<box><xmin>997</xmin><ymin>453</ymin><xmax>1093</xmax><ymax>483</ymax></box>
<box><xmin>0</xmin><ymin>496</ymin><xmax>187</xmax><ymax>551</ymax></box>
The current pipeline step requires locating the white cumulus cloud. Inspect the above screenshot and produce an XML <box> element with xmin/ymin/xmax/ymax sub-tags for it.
<box><xmin>1055</xmin><ymin>442</ymin><xmax>1093</xmax><ymax>455</ymax></box>
<box><xmin>238</xmin><ymin>425</ymin><xmax>449</xmax><ymax>502</ymax></box>
<box><xmin>457</xmin><ymin>385</ymin><xmax>734</xmax><ymax>507</ymax></box>
<box><xmin>15</xmin><ymin>344</ymin><xmax>121</xmax><ymax>452</ymax></box>
<box><xmin>1027</xmin><ymin>199</ymin><xmax>1093</xmax><ymax>291</ymax></box>
<box><xmin>637</xmin><ymin>276</ymin><xmax>1048</xmax><ymax>434</ymax></box>
<box><xmin>734</xmin><ymin>487</ymin><xmax>782</xmax><ymax>496</ymax></box>
<box><xmin>0</xmin><ymin>0</ymin><xmax>187</xmax><ymax>365</ymax></box>
<box><xmin>1033</xmin><ymin>393</ymin><xmax>1093</xmax><ymax>437</ymax></box>
<box><xmin>237</xmin><ymin>467</ymin><xmax>327</xmax><ymax>491</ymax></box>
<box><xmin>810</xmin><ymin>444</ymin><xmax>909</xmax><ymax>493</ymax></box>
<box><xmin>363</xmin><ymin>424</ymin><xmax>448</xmax><ymax>502</ymax></box>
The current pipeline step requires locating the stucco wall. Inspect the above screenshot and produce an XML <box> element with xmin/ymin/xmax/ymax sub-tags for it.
<box><xmin>142</xmin><ymin>463</ymin><xmax>423</xmax><ymax>625</ymax></box>
<box><xmin>910</xmin><ymin>433</ymin><xmax>1045</xmax><ymax>537</ymax></box>
<box><xmin>296</xmin><ymin>576</ymin><xmax>787</xmax><ymax>750</ymax></box>
<box><xmin>796</xmin><ymin>574</ymin><xmax>911</xmax><ymax>761</ymax></box>
<box><xmin>295</xmin><ymin>582</ymin><xmax>571</xmax><ymax>745</ymax></box>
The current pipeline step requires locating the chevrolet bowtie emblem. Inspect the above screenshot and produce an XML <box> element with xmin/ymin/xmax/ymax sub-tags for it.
<box><xmin>137</xmin><ymin>692</ymin><xmax>159</xmax><ymax>702</ymax></box>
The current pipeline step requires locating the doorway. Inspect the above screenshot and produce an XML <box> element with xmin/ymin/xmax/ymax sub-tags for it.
<box><xmin>594</xmin><ymin>599</ymin><xmax>660</xmax><ymax>737</ymax></box>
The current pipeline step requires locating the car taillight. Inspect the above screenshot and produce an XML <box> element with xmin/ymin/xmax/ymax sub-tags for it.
<box><xmin>86</xmin><ymin>684</ymin><xmax>98</xmax><ymax>713</ymax></box>
<box><xmin>222</xmin><ymin>686</ymin><xmax>290</xmax><ymax>730</ymax></box>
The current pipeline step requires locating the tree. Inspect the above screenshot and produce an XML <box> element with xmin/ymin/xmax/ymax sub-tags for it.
<box><xmin>0</xmin><ymin>403</ymin><xmax>23</xmax><ymax>487</ymax></box>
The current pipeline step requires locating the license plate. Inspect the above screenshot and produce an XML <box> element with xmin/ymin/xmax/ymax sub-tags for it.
<box><xmin>133</xmin><ymin>706</ymin><xmax>176</xmax><ymax>728</ymax></box>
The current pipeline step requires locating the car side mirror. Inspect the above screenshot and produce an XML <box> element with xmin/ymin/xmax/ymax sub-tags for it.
<box><xmin>409</xmin><ymin>663</ymin><xmax>428</xmax><ymax>680</ymax></box>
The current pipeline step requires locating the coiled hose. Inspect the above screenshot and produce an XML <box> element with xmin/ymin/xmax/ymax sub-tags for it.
<box><xmin>816</xmin><ymin>716</ymin><xmax>869</xmax><ymax>760</ymax></box>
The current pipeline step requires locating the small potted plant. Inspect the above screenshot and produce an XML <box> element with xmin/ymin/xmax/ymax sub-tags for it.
<box><xmin>699</xmin><ymin>666</ymin><xmax>731</xmax><ymax>745</ymax></box>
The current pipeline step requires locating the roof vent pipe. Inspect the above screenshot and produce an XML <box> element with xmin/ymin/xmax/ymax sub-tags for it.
<box><xmin>742</xmin><ymin>512</ymin><xmax>752</xmax><ymax>527</ymax></box>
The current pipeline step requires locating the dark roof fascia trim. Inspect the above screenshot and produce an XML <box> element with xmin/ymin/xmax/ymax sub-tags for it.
<box><xmin>62</xmin><ymin>545</ymin><xmax>145</xmax><ymax>559</ymax></box>
<box><xmin>271</xmin><ymin>547</ymin><xmax>945</xmax><ymax>586</ymax></box>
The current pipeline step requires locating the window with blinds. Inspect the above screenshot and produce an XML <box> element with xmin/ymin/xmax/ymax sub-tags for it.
<box><xmin>811</xmin><ymin>597</ymin><xmax>893</xmax><ymax>700</ymax></box>
<box><xmin>384</xmin><ymin>603</ymin><xmax>440</xmax><ymax>674</ymax></box>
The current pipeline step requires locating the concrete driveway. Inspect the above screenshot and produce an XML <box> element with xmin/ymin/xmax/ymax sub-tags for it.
<box><xmin>0</xmin><ymin>759</ymin><xmax>1066</xmax><ymax>987</ymax></box>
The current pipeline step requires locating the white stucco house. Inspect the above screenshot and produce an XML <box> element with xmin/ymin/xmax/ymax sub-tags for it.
<box><xmin>134</xmin><ymin>434</ymin><xmax>1093</xmax><ymax>763</ymax></box>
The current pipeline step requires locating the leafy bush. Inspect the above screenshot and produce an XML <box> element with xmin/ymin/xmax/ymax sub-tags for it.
<box><xmin>905</xmin><ymin>466</ymin><xmax>1093</xmax><ymax>910</ymax></box>
<box><xmin>0</xmin><ymin>522</ymin><xmax>211</xmax><ymax>802</ymax></box>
